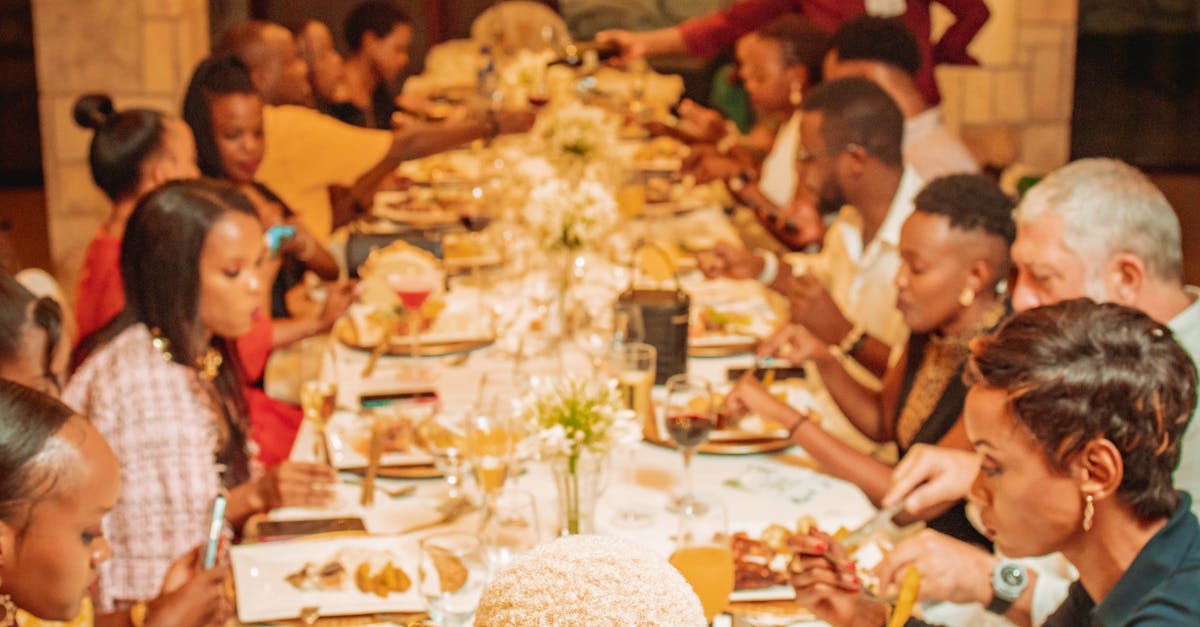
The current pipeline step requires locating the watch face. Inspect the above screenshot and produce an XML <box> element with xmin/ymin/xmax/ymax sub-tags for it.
<box><xmin>1000</xmin><ymin>564</ymin><xmax>1026</xmax><ymax>587</ymax></box>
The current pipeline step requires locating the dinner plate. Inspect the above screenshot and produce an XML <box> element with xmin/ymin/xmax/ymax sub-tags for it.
<box><xmin>325</xmin><ymin>410</ymin><xmax>437</xmax><ymax>471</ymax></box>
<box><xmin>231</xmin><ymin>535</ymin><xmax>424</xmax><ymax>623</ymax></box>
<box><xmin>645</xmin><ymin>434</ymin><xmax>793</xmax><ymax>455</ymax></box>
<box><xmin>727</xmin><ymin>599</ymin><xmax>818</xmax><ymax>626</ymax></box>
<box><xmin>335</xmin><ymin>321</ymin><xmax>494</xmax><ymax>357</ymax></box>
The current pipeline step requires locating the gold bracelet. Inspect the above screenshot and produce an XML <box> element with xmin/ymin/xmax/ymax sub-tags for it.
<box><xmin>130</xmin><ymin>601</ymin><xmax>148</xmax><ymax>627</ymax></box>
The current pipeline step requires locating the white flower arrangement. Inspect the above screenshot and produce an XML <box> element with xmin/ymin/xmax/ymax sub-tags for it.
<box><xmin>522</xmin><ymin>376</ymin><xmax>640</xmax><ymax>464</ymax></box>
<box><xmin>524</xmin><ymin>176</ymin><xmax>618</xmax><ymax>253</ymax></box>
<box><xmin>530</xmin><ymin>101</ymin><xmax>620</xmax><ymax>177</ymax></box>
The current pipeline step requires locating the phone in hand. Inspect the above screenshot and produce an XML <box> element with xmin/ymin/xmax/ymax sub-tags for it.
<box><xmin>265</xmin><ymin>224</ymin><xmax>297</xmax><ymax>256</ymax></box>
<box><xmin>201</xmin><ymin>494</ymin><xmax>227</xmax><ymax>569</ymax></box>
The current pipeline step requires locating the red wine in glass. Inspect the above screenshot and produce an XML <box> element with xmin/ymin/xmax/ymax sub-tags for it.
<box><xmin>666</xmin><ymin>413</ymin><xmax>714</xmax><ymax>448</ymax></box>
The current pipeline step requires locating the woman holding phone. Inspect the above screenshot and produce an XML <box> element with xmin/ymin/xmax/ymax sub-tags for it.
<box><xmin>65</xmin><ymin>179</ymin><xmax>338</xmax><ymax>609</ymax></box>
<box><xmin>0</xmin><ymin>380</ymin><xmax>232</xmax><ymax>627</ymax></box>
<box><xmin>182</xmin><ymin>54</ymin><xmax>356</xmax><ymax>466</ymax></box>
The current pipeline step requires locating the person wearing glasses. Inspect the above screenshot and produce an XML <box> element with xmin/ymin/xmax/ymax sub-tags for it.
<box><xmin>701</xmin><ymin>76</ymin><xmax>921</xmax><ymax>380</ymax></box>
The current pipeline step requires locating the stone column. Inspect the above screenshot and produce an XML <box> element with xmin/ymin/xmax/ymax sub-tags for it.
<box><xmin>31</xmin><ymin>0</ymin><xmax>209</xmax><ymax>300</ymax></box>
<box><xmin>934</xmin><ymin>0</ymin><xmax>1078</xmax><ymax>174</ymax></box>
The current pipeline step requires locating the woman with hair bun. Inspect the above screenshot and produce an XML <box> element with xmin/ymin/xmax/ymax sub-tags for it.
<box><xmin>72</xmin><ymin>94</ymin><xmax>200</xmax><ymax>342</ymax></box>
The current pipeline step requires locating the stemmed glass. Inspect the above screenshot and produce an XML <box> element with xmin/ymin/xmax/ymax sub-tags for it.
<box><xmin>468</xmin><ymin>383</ymin><xmax>518</xmax><ymax>500</ymax></box>
<box><xmin>417</xmin><ymin>412</ymin><xmax>469</xmax><ymax>502</ymax></box>
<box><xmin>664</xmin><ymin>375</ymin><xmax>715</xmax><ymax>513</ymax></box>
<box><xmin>669</xmin><ymin>495</ymin><xmax>735</xmax><ymax>623</ymax></box>
<box><xmin>418</xmin><ymin>533</ymin><xmax>488</xmax><ymax>626</ymax></box>
<box><xmin>387</xmin><ymin>271</ymin><xmax>441</xmax><ymax>375</ymax></box>
<box><xmin>567</xmin><ymin>283</ymin><xmax>616</xmax><ymax>373</ymax></box>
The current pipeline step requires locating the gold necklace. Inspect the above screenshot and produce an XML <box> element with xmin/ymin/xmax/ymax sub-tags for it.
<box><xmin>149</xmin><ymin>328</ymin><xmax>223</xmax><ymax>381</ymax></box>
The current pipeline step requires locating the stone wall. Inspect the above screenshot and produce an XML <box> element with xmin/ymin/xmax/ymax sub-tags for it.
<box><xmin>31</xmin><ymin>0</ymin><xmax>209</xmax><ymax>298</ymax></box>
<box><xmin>934</xmin><ymin>0</ymin><xmax>1078</xmax><ymax>174</ymax></box>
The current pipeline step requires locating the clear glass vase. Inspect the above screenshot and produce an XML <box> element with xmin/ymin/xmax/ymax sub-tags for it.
<box><xmin>549</xmin><ymin>450</ymin><xmax>606</xmax><ymax>535</ymax></box>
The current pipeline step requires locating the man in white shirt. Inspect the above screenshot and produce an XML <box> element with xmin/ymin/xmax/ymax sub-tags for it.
<box><xmin>702</xmin><ymin>76</ymin><xmax>919</xmax><ymax>377</ymax></box>
<box><xmin>824</xmin><ymin>15</ymin><xmax>978</xmax><ymax>181</ymax></box>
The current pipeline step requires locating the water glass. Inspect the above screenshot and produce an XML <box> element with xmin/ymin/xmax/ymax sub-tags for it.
<box><xmin>480</xmin><ymin>489</ymin><xmax>541</xmax><ymax>574</ymax></box>
<box><xmin>419</xmin><ymin>533</ymin><xmax>487</xmax><ymax>626</ymax></box>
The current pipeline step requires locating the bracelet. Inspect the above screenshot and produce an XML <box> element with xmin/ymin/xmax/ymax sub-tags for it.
<box><xmin>836</xmin><ymin>324</ymin><xmax>867</xmax><ymax>356</ymax></box>
<box><xmin>786</xmin><ymin>413</ymin><xmax>808</xmax><ymax>438</ymax></box>
<box><xmin>130</xmin><ymin>601</ymin><xmax>148</xmax><ymax>627</ymax></box>
<box><xmin>755</xmin><ymin>249</ymin><xmax>779</xmax><ymax>285</ymax></box>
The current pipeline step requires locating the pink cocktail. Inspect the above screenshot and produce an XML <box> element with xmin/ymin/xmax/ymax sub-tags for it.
<box><xmin>396</xmin><ymin>288</ymin><xmax>433</xmax><ymax>311</ymax></box>
<box><xmin>388</xmin><ymin>273</ymin><xmax>441</xmax><ymax>370</ymax></box>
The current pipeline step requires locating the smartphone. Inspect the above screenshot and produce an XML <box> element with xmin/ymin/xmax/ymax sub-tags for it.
<box><xmin>726</xmin><ymin>366</ymin><xmax>807</xmax><ymax>382</ymax></box>
<box><xmin>265</xmin><ymin>224</ymin><xmax>297</xmax><ymax>255</ymax></box>
<box><xmin>201</xmin><ymin>494</ymin><xmax>227</xmax><ymax>569</ymax></box>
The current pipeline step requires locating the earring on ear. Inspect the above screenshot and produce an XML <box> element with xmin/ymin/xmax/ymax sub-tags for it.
<box><xmin>789</xmin><ymin>81</ymin><xmax>803</xmax><ymax>107</ymax></box>
<box><xmin>1082</xmin><ymin>493</ymin><xmax>1095</xmax><ymax>531</ymax></box>
<box><xmin>958</xmin><ymin>286</ymin><xmax>976</xmax><ymax>307</ymax></box>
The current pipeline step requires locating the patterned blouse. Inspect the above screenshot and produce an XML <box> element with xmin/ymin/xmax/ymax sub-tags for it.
<box><xmin>63</xmin><ymin>325</ymin><xmax>231</xmax><ymax>610</ymax></box>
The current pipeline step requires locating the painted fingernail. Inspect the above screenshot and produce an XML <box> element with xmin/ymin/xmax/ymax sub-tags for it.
<box><xmin>844</xmin><ymin>561</ymin><xmax>857</xmax><ymax>572</ymax></box>
<box><xmin>813</xmin><ymin>541</ymin><xmax>828</xmax><ymax>553</ymax></box>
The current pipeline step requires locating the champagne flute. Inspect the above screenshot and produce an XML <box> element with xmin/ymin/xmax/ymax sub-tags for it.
<box><xmin>669</xmin><ymin>495</ymin><xmax>735</xmax><ymax>623</ymax></box>
<box><xmin>419</xmin><ymin>533</ymin><xmax>488</xmax><ymax>626</ymax></box>
<box><xmin>418</xmin><ymin>412</ymin><xmax>469</xmax><ymax>502</ymax></box>
<box><xmin>468</xmin><ymin>392</ymin><xmax>516</xmax><ymax>499</ymax></box>
<box><xmin>664</xmin><ymin>375</ymin><xmax>714</xmax><ymax>513</ymax></box>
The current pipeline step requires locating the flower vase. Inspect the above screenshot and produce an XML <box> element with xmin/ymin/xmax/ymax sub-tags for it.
<box><xmin>550</xmin><ymin>450</ymin><xmax>606</xmax><ymax>535</ymax></box>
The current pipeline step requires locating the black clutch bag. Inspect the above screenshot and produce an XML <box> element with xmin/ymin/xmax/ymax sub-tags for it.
<box><xmin>617</xmin><ymin>246</ymin><xmax>690</xmax><ymax>385</ymax></box>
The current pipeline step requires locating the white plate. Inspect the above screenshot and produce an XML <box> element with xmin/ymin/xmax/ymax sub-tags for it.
<box><xmin>325</xmin><ymin>410</ymin><xmax>436</xmax><ymax>470</ymax></box>
<box><xmin>730</xmin><ymin>585</ymin><xmax>796</xmax><ymax>602</ymax></box>
<box><xmin>232</xmin><ymin>535</ymin><xmax>424</xmax><ymax>623</ymax></box>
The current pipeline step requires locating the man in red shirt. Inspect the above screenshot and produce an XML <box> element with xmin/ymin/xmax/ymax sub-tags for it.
<box><xmin>598</xmin><ymin>0</ymin><xmax>990</xmax><ymax>105</ymax></box>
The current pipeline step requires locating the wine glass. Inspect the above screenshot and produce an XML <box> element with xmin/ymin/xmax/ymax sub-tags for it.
<box><xmin>669</xmin><ymin>495</ymin><xmax>735</xmax><ymax>623</ymax></box>
<box><xmin>664</xmin><ymin>375</ymin><xmax>714</xmax><ymax>513</ymax></box>
<box><xmin>387</xmin><ymin>271</ymin><xmax>441</xmax><ymax>374</ymax></box>
<box><xmin>479</xmin><ymin>489</ymin><xmax>541</xmax><ymax>575</ymax></box>
<box><xmin>418</xmin><ymin>533</ymin><xmax>488</xmax><ymax>626</ymax></box>
<box><xmin>417</xmin><ymin>412</ymin><xmax>469</xmax><ymax>502</ymax></box>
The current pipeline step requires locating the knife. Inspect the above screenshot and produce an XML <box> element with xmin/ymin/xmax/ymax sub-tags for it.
<box><xmin>839</xmin><ymin>501</ymin><xmax>905</xmax><ymax>548</ymax></box>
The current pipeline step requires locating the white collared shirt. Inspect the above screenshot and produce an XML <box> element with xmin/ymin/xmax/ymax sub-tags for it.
<box><xmin>784</xmin><ymin>167</ymin><xmax>922</xmax><ymax>351</ymax></box>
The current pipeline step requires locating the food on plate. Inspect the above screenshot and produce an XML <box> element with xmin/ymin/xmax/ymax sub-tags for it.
<box><xmin>285</xmin><ymin>548</ymin><xmax>412</xmax><ymax>597</ymax></box>
<box><xmin>442</xmin><ymin>232</ymin><xmax>490</xmax><ymax>261</ymax></box>
<box><xmin>690</xmin><ymin>306</ymin><xmax>753</xmax><ymax>338</ymax></box>
<box><xmin>285</xmin><ymin>560</ymin><xmax>347</xmax><ymax>590</ymax></box>
<box><xmin>355</xmin><ymin>560</ymin><xmax>413</xmax><ymax>597</ymax></box>
<box><xmin>644</xmin><ymin>174</ymin><xmax>696</xmax><ymax>204</ymax></box>
<box><xmin>634</xmin><ymin>136</ymin><xmax>690</xmax><ymax>164</ymax></box>
<box><xmin>346</xmin><ymin>410</ymin><xmax>418</xmax><ymax>457</ymax></box>
<box><xmin>424</xmin><ymin>548</ymin><xmax>469</xmax><ymax>594</ymax></box>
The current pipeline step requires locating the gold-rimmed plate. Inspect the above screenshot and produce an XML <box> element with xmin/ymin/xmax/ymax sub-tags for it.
<box><xmin>335</xmin><ymin>323</ymin><xmax>494</xmax><ymax>357</ymax></box>
<box><xmin>644</xmin><ymin>434</ymin><xmax>792</xmax><ymax>455</ymax></box>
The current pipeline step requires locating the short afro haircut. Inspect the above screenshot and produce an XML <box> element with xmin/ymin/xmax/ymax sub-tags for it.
<box><xmin>801</xmin><ymin>76</ymin><xmax>904</xmax><ymax>168</ymax></box>
<box><xmin>914</xmin><ymin>174</ymin><xmax>1016</xmax><ymax>246</ymax></box>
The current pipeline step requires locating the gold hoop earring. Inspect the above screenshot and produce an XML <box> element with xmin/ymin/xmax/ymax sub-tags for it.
<box><xmin>958</xmin><ymin>286</ymin><xmax>976</xmax><ymax>307</ymax></box>
<box><xmin>1082</xmin><ymin>493</ymin><xmax>1095</xmax><ymax>531</ymax></box>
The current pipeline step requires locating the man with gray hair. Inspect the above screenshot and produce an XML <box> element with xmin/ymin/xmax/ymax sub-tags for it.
<box><xmin>861</xmin><ymin>158</ymin><xmax>1200</xmax><ymax>627</ymax></box>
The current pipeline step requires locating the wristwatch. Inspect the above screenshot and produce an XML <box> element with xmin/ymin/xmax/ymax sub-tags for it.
<box><xmin>986</xmin><ymin>559</ymin><xmax>1028</xmax><ymax>615</ymax></box>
